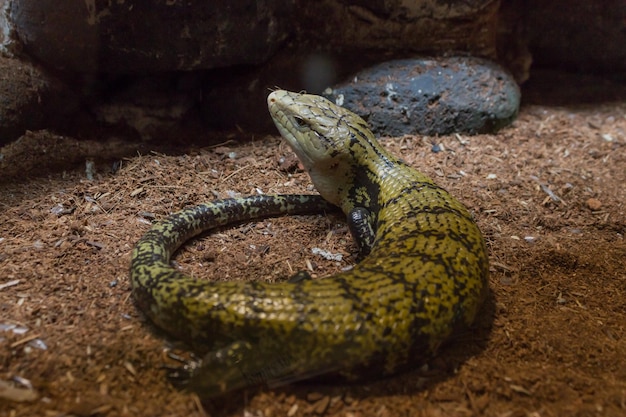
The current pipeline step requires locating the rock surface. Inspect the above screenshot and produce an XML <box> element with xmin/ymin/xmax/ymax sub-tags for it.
<box><xmin>323</xmin><ymin>57</ymin><xmax>520</xmax><ymax>136</ymax></box>
<box><xmin>526</xmin><ymin>0</ymin><xmax>626</xmax><ymax>73</ymax></box>
<box><xmin>9</xmin><ymin>0</ymin><xmax>293</xmax><ymax>72</ymax></box>
<box><xmin>0</xmin><ymin>56</ymin><xmax>78</xmax><ymax>144</ymax></box>
<box><xmin>8</xmin><ymin>0</ymin><xmax>500</xmax><ymax>74</ymax></box>
<box><xmin>1</xmin><ymin>0</ymin><xmax>624</xmax><ymax>144</ymax></box>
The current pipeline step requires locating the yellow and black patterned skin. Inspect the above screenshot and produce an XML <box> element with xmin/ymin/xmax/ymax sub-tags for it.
<box><xmin>129</xmin><ymin>90</ymin><xmax>489</xmax><ymax>398</ymax></box>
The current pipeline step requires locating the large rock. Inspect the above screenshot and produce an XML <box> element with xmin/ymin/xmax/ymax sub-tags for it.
<box><xmin>8</xmin><ymin>0</ymin><xmax>499</xmax><ymax>74</ymax></box>
<box><xmin>296</xmin><ymin>1</ymin><xmax>499</xmax><ymax>60</ymax></box>
<box><xmin>2</xmin><ymin>0</ymin><xmax>623</xmax><ymax>145</ymax></box>
<box><xmin>2</xmin><ymin>0</ymin><xmax>505</xmax><ymax>143</ymax></box>
<box><xmin>0</xmin><ymin>56</ymin><xmax>78</xmax><ymax>145</ymax></box>
<box><xmin>526</xmin><ymin>0</ymin><xmax>626</xmax><ymax>72</ymax></box>
<box><xmin>9</xmin><ymin>0</ymin><xmax>293</xmax><ymax>72</ymax></box>
<box><xmin>323</xmin><ymin>57</ymin><xmax>520</xmax><ymax>136</ymax></box>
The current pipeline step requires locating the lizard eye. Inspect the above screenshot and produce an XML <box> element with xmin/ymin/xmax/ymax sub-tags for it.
<box><xmin>293</xmin><ymin>116</ymin><xmax>307</xmax><ymax>128</ymax></box>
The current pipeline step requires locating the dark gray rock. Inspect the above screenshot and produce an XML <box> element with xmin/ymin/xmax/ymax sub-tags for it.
<box><xmin>324</xmin><ymin>57</ymin><xmax>520</xmax><ymax>136</ymax></box>
<box><xmin>526</xmin><ymin>0</ymin><xmax>626</xmax><ymax>73</ymax></box>
<box><xmin>6</xmin><ymin>0</ymin><xmax>502</xmax><ymax>75</ymax></box>
<box><xmin>0</xmin><ymin>56</ymin><xmax>78</xmax><ymax>145</ymax></box>
<box><xmin>9</xmin><ymin>0</ymin><xmax>293</xmax><ymax>72</ymax></box>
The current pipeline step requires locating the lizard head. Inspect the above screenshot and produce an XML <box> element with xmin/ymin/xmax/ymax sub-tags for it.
<box><xmin>268</xmin><ymin>90</ymin><xmax>371</xmax><ymax>206</ymax></box>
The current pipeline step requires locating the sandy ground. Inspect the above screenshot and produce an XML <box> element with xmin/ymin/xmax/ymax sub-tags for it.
<box><xmin>1</xmin><ymin>74</ymin><xmax>625</xmax><ymax>416</ymax></box>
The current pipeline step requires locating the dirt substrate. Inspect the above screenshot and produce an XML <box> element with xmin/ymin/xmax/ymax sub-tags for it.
<box><xmin>1</xmin><ymin>77</ymin><xmax>625</xmax><ymax>416</ymax></box>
